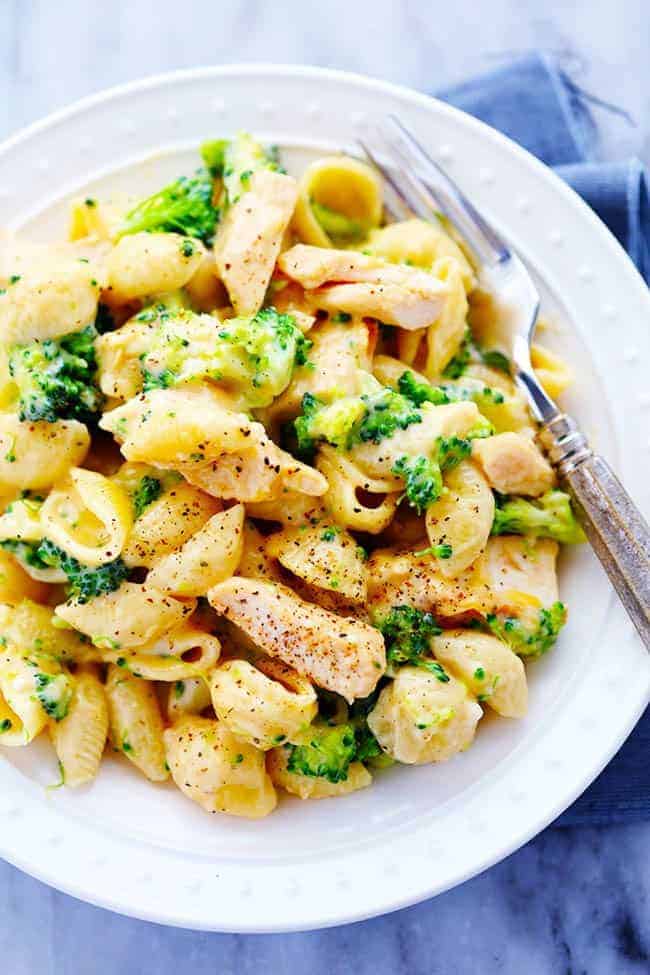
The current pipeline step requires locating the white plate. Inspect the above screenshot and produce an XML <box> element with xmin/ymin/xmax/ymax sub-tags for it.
<box><xmin>0</xmin><ymin>65</ymin><xmax>648</xmax><ymax>933</ymax></box>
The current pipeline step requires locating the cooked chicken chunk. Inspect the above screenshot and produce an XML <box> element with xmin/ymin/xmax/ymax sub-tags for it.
<box><xmin>208</xmin><ymin>577</ymin><xmax>386</xmax><ymax>701</ymax></box>
<box><xmin>472</xmin><ymin>432</ymin><xmax>554</xmax><ymax>496</ymax></box>
<box><xmin>278</xmin><ymin>244</ymin><xmax>448</xmax><ymax>329</ymax></box>
<box><xmin>216</xmin><ymin>170</ymin><xmax>298</xmax><ymax>316</ymax></box>
<box><xmin>101</xmin><ymin>385</ymin><xmax>327</xmax><ymax>502</ymax></box>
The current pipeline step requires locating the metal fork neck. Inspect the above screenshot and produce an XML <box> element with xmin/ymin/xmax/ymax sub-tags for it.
<box><xmin>538</xmin><ymin>413</ymin><xmax>593</xmax><ymax>477</ymax></box>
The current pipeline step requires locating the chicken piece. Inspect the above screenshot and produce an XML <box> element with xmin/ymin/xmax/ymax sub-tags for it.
<box><xmin>484</xmin><ymin>535</ymin><xmax>559</xmax><ymax>616</ymax></box>
<box><xmin>215</xmin><ymin>170</ymin><xmax>298</xmax><ymax>316</ymax></box>
<box><xmin>207</xmin><ymin>577</ymin><xmax>386</xmax><ymax>702</ymax></box>
<box><xmin>472</xmin><ymin>432</ymin><xmax>554</xmax><ymax>497</ymax></box>
<box><xmin>312</xmin><ymin>282</ymin><xmax>439</xmax><ymax>331</ymax></box>
<box><xmin>366</xmin><ymin>547</ymin><xmax>493</xmax><ymax>621</ymax></box>
<box><xmin>278</xmin><ymin>244</ymin><xmax>448</xmax><ymax>329</ymax></box>
<box><xmin>277</xmin><ymin>244</ymin><xmax>385</xmax><ymax>288</ymax></box>
<box><xmin>101</xmin><ymin>384</ymin><xmax>327</xmax><ymax>501</ymax></box>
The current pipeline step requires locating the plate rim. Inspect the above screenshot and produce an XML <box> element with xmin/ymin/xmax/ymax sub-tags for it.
<box><xmin>0</xmin><ymin>62</ymin><xmax>648</xmax><ymax>933</ymax></box>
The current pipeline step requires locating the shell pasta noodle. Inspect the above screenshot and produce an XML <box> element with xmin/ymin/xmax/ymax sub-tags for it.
<box><xmin>0</xmin><ymin>130</ymin><xmax>582</xmax><ymax>816</ymax></box>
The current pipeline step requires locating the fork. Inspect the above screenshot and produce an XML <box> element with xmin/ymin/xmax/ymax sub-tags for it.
<box><xmin>360</xmin><ymin>116</ymin><xmax>650</xmax><ymax>649</ymax></box>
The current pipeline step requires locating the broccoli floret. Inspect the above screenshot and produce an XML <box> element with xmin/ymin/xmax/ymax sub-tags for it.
<box><xmin>397</xmin><ymin>370</ymin><xmax>506</xmax><ymax>413</ymax></box>
<box><xmin>132</xmin><ymin>475</ymin><xmax>163</xmax><ymax>519</ymax></box>
<box><xmin>285</xmin><ymin>701</ymin><xmax>389</xmax><ymax>780</ymax></box>
<box><xmin>200</xmin><ymin>138</ymin><xmax>229</xmax><ymax>176</ymax></box>
<box><xmin>356</xmin><ymin>387</ymin><xmax>422</xmax><ymax>444</ymax></box>
<box><xmin>392</xmin><ymin>454</ymin><xmax>443</xmax><ymax>513</ymax></box>
<box><xmin>0</xmin><ymin>538</ymin><xmax>51</xmax><ymax>570</ymax></box>
<box><xmin>376</xmin><ymin>605</ymin><xmax>442</xmax><ymax>666</ymax></box>
<box><xmin>436</xmin><ymin>435</ymin><xmax>472</xmax><ymax>471</ymax></box>
<box><xmin>294</xmin><ymin>392</ymin><xmax>366</xmax><ymax>455</ymax></box>
<box><xmin>293</xmin><ymin>376</ymin><xmax>424</xmax><ymax>459</ymax></box>
<box><xmin>34</xmin><ymin>538</ymin><xmax>129</xmax><ymax>604</ymax></box>
<box><xmin>9</xmin><ymin>325</ymin><xmax>103</xmax><ymax>424</ymax></box>
<box><xmin>491</xmin><ymin>490</ymin><xmax>585</xmax><ymax>544</ymax></box>
<box><xmin>59</xmin><ymin>555</ymin><xmax>129</xmax><ymax>605</ymax></box>
<box><xmin>487</xmin><ymin>601</ymin><xmax>567</xmax><ymax>657</ymax></box>
<box><xmin>33</xmin><ymin>671</ymin><xmax>73</xmax><ymax>721</ymax></box>
<box><xmin>140</xmin><ymin>306</ymin><xmax>307</xmax><ymax>408</ymax></box>
<box><xmin>441</xmin><ymin>383</ymin><xmax>505</xmax><ymax>408</ymax></box>
<box><xmin>293</xmin><ymin>384</ymin><xmax>422</xmax><ymax>455</ymax></box>
<box><xmin>222</xmin><ymin>132</ymin><xmax>283</xmax><ymax>206</ymax></box>
<box><xmin>286</xmin><ymin>722</ymin><xmax>358</xmax><ymax>783</ymax></box>
<box><xmin>397</xmin><ymin>370</ymin><xmax>450</xmax><ymax>406</ymax></box>
<box><xmin>118</xmin><ymin>168</ymin><xmax>219</xmax><ymax>244</ymax></box>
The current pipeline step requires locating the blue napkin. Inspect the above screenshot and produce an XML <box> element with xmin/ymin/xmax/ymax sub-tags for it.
<box><xmin>438</xmin><ymin>52</ymin><xmax>649</xmax><ymax>826</ymax></box>
<box><xmin>439</xmin><ymin>52</ymin><xmax>649</xmax><ymax>281</ymax></box>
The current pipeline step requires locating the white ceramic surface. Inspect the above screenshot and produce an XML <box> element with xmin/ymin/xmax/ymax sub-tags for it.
<box><xmin>0</xmin><ymin>65</ymin><xmax>648</xmax><ymax>933</ymax></box>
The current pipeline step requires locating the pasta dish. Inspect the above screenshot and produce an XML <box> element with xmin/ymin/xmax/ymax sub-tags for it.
<box><xmin>0</xmin><ymin>133</ymin><xmax>583</xmax><ymax>817</ymax></box>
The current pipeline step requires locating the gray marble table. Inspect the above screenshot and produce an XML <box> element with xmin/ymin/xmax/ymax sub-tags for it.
<box><xmin>1</xmin><ymin>1</ymin><xmax>648</xmax><ymax>972</ymax></box>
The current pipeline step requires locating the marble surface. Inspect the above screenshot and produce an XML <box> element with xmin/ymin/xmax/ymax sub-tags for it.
<box><xmin>1</xmin><ymin>1</ymin><xmax>649</xmax><ymax>971</ymax></box>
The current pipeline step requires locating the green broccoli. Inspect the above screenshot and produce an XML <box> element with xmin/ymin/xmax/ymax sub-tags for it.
<box><xmin>285</xmin><ymin>699</ymin><xmax>389</xmax><ymax>781</ymax></box>
<box><xmin>392</xmin><ymin>454</ymin><xmax>443</xmax><ymax>513</ymax></box>
<box><xmin>0</xmin><ymin>538</ymin><xmax>51</xmax><ymax>571</ymax></box>
<box><xmin>9</xmin><ymin>325</ymin><xmax>103</xmax><ymax>424</ymax></box>
<box><xmin>6</xmin><ymin>537</ymin><xmax>129</xmax><ymax>604</ymax></box>
<box><xmin>132</xmin><ymin>475</ymin><xmax>163</xmax><ymax>520</ymax></box>
<box><xmin>491</xmin><ymin>490</ymin><xmax>586</xmax><ymax>544</ymax></box>
<box><xmin>42</xmin><ymin>541</ymin><xmax>129</xmax><ymax>604</ymax></box>
<box><xmin>200</xmin><ymin>138</ymin><xmax>229</xmax><ymax>176</ymax></box>
<box><xmin>222</xmin><ymin>132</ymin><xmax>284</xmax><ymax>206</ymax></box>
<box><xmin>33</xmin><ymin>671</ymin><xmax>73</xmax><ymax>721</ymax></box>
<box><xmin>294</xmin><ymin>384</ymin><xmax>422</xmax><ymax>455</ymax></box>
<box><xmin>286</xmin><ymin>722</ymin><xmax>358</xmax><ymax>783</ymax></box>
<box><xmin>397</xmin><ymin>370</ymin><xmax>450</xmax><ymax>406</ymax></box>
<box><xmin>487</xmin><ymin>601</ymin><xmax>567</xmax><ymax>657</ymax></box>
<box><xmin>294</xmin><ymin>393</ymin><xmax>365</xmax><ymax>454</ymax></box>
<box><xmin>435</xmin><ymin>435</ymin><xmax>472</xmax><ymax>471</ymax></box>
<box><xmin>376</xmin><ymin>605</ymin><xmax>442</xmax><ymax>666</ymax></box>
<box><xmin>397</xmin><ymin>369</ymin><xmax>506</xmax><ymax>414</ymax></box>
<box><xmin>118</xmin><ymin>168</ymin><xmax>219</xmax><ymax>244</ymax></box>
<box><xmin>357</xmin><ymin>387</ymin><xmax>422</xmax><ymax>444</ymax></box>
<box><xmin>140</xmin><ymin>306</ymin><xmax>309</xmax><ymax>409</ymax></box>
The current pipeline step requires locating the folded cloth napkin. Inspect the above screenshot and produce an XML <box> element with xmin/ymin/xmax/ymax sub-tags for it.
<box><xmin>438</xmin><ymin>52</ymin><xmax>649</xmax><ymax>827</ymax></box>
